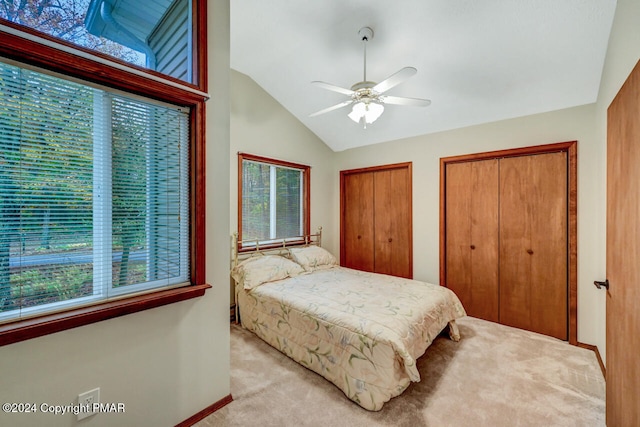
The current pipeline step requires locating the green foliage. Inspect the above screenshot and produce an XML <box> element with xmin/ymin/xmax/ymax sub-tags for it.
<box><xmin>242</xmin><ymin>161</ymin><xmax>271</xmax><ymax>240</ymax></box>
<box><xmin>111</xmin><ymin>97</ymin><xmax>148</xmax><ymax>251</ymax></box>
<box><xmin>10</xmin><ymin>264</ymin><xmax>92</xmax><ymax>308</ymax></box>
<box><xmin>242</xmin><ymin>160</ymin><xmax>302</xmax><ymax>241</ymax></box>
<box><xmin>112</xmin><ymin>263</ymin><xmax>147</xmax><ymax>288</ymax></box>
<box><xmin>0</xmin><ymin>62</ymin><xmax>94</xmax><ymax>250</ymax></box>
<box><xmin>0</xmin><ymin>0</ymin><xmax>144</xmax><ymax>65</ymax></box>
<box><xmin>1</xmin><ymin>58</ymin><xmax>186</xmax><ymax>310</ymax></box>
<box><xmin>1</xmin><ymin>61</ymin><xmax>93</xmax><ymax>309</ymax></box>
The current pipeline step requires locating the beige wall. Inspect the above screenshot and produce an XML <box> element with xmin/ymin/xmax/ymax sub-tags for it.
<box><xmin>0</xmin><ymin>1</ymin><xmax>231</xmax><ymax>426</ymax></box>
<box><xmin>597</xmin><ymin>0</ymin><xmax>640</xmax><ymax>108</ymax></box>
<box><xmin>334</xmin><ymin>104</ymin><xmax>606</xmax><ymax>352</ymax></box>
<box><xmin>230</xmin><ymin>70</ymin><xmax>338</xmax><ymax>256</ymax></box>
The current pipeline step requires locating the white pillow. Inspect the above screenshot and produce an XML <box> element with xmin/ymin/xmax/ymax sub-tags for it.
<box><xmin>231</xmin><ymin>255</ymin><xmax>305</xmax><ymax>290</ymax></box>
<box><xmin>289</xmin><ymin>246</ymin><xmax>337</xmax><ymax>272</ymax></box>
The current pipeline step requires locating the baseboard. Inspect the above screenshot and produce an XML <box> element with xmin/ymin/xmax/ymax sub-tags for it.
<box><xmin>577</xmin><ymin>342</ymin><xmax>606</xmax><ymax>378</ymax></box>
<box><xmin>175</xmin><ymin>394</ymin><xmax>233</xmax><ymax>427</ymax></box>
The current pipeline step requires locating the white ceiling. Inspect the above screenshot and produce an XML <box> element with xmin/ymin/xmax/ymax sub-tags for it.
<box><xmin>231</xmin><ymin>1</ymin><xmax>617</xmax><ymax>152</ymax></box>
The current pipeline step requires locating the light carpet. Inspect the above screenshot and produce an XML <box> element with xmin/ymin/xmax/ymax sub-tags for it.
<box><xmin>196</xmin><ymin>317</ymin><xmax>605</xmax><ymax>427</ymax></box>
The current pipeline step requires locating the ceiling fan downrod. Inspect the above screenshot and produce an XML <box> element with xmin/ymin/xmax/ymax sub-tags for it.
<box><xmin>358</xmin><ymin>27</ymin><xmax>374</xmax><ymax>84</ymax></box>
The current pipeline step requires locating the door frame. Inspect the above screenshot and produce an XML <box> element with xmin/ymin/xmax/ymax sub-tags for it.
<box><xmin>439</xmin><ymin>141</ymin><xmax>578</xmax><ymax>344</ymax></box>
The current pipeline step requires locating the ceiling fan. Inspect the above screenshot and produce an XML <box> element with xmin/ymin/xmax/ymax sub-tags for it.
<box><xmin>309</xmin><ymin>27</ymin><xmax>431</xmax><ymax>127</ymax></box>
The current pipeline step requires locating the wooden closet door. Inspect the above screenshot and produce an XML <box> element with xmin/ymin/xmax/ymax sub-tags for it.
<box><xmin>606</xmin><ymin>58</ymin><xmax>640</xmax><ymax>426</ymax></box>
<box><xmin>341</xmin><ymin>172</ymin><xmax>375</xmax><ymax>272</ymax></box>
<box><xmin>499</xmin><ymin>152</ymin><xmax>568</xmax><ymax>340</ymax></box>
<box><xmin>445</xmin><ymin>160</ymin><xmax>499</xmax><ymax>321</ymax></box>
<box><xmin>374</xmin><ymin>167</ymin><xmax>412</xmax><ymax>278</ymax></box>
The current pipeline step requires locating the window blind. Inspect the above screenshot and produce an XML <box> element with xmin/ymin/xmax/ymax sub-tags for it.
<box><xmin>0</xmin><ymin>61</ymin><xmax>189</xmax><ymax>322</ymax></box>
<box><xmin>241</xmin><ymin>160</ymin><xmax>303</xmax><ymax>244</ymax></box>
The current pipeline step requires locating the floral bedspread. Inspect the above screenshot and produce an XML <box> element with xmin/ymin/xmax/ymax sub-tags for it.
<box><xmin>236</xmin><ymin>266</ymin><xmax>466</xmax><ymax>411</ymax></box>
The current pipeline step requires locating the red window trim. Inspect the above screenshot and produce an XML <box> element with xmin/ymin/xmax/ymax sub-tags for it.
<box><xmin>0</xmin><ymin>1</ymin><xmax>209</xmax><ymax>347</ymax></box>
<box><xmin>237</xmin><ymin>153</ymin><xmax>311</xmax><ymax>253</ymax></box>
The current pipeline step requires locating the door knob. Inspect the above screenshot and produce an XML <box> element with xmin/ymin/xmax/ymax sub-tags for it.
<box><xmin>357</xmin><ymin>235</ymin><xmax>361</xmax><ymax>240</ymax></box>
<box><xmin>594</xmin><ymin>279</ymin><xmax>609</xmax><ymax>290</ymax></box>
<box><xmin>388</xmin><ymin>237</ymin><xmax>393</xmax><ymax>243</ymax></box>
<box><xmin>470</xmin><ymin>245</ymin><xmax>476</xmax><ymax>250</ymax></box>
<box><xmin>527</xmin><ymin>249</ymin><xmax>534</xmax><ymax>255</ymax></box>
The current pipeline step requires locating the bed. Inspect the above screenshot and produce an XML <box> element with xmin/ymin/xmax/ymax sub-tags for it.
<box><xmin>231</xmin><ymin>230</ymin><xmax>466</xmax><ymax>411</ymax></box>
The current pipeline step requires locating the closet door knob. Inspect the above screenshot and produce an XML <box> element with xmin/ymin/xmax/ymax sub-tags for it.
<box><xmin>357</xmin><ymin>235</ymin><xmax>361</xmax><ymax>240</ymax></box>
<box><xmin>388</xmin><ymin>238</ymin><xmax>393</xmax><ymax>243</ymax></box>
<box><xmin>470</xmin><ymin>245</ymin><xmax>476</xmax><ymax>250</ymax></box>
<box><xmin>527</xmin><ymin>249</ymin><xmax>534</xmax><ymax>255</ymax></box>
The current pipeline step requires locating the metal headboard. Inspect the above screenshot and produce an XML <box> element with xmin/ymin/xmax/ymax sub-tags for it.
<box><xmin>231</xmin><ymin>227</ymin><xmax>323</xmax><ymax>268</ymax></box>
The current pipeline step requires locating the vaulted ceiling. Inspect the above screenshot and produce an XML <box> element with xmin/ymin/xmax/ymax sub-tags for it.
<box><xmin>231</xmin><ymin>1</ymin><xmax>617</xmax><ymax>152</ymax></box>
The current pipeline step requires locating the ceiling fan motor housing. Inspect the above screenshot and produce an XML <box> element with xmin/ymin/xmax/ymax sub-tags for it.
<box><xmin>350</xmin><ymin>81</ymin><xmax>376</xmax><ymax>91</ymax></box>
<box><xmin>350</xmin><ymin>82</ymin><xmax>380</xmax><ymax>104</ymax></box>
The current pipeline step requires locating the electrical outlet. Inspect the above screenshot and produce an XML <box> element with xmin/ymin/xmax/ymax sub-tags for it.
<box><xmin>77</xmin><ymin>388</ymin><xmax>100</xmax><ymax>421</ymax></box>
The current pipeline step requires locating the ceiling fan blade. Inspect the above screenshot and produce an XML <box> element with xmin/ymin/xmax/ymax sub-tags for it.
<box><xmin>382</xmin><ymin>95</ymin><xmax>431</xmax><ymax>107</ymax></box>
<box><xmin>373</xmin><ymin>67</ymin><xmax>417</xmax><ymax>94</ymax></box>
<box><xmin>311</xmin><ymin>81</ymin><xmax>354</xmax><ymax>96</ymax></box>
<box><xmin>309</xmin><ymin>100</ymin><xmax>354</xmax><ymax>117</ymax></box>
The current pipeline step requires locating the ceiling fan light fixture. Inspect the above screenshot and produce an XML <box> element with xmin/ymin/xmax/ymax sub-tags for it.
<box><xmin>309</xmin><ymin>26</ymin><xmax>430</xmax><ymax>124</ymax></box>
<box><xmin>348</xmin><ymin>101</ymin><xmax>384</xmax><ymax>125</ymax></box>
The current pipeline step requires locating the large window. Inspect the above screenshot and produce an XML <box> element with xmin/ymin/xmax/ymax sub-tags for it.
<box><xmin>0</xmin><ymin>62</ymin><xmax>189</xmax><ymax>321</ymax></box>
<box><xmin>0</xmin><ymin>0</ymin><xmax>207</xmax><ymax>345</ymax></box>
<box><xmin>238</xmin><ymin>154</ymin><xmax>310</xmax><ymax>249</ymax></box>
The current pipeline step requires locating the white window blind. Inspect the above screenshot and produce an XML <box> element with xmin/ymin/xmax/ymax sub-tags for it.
<box><xmin>0</xmin><ymin>61</ymin><xmax>189</xmax><ymax>322</ymax></box>
<box><xmin>241</xmin><ymin>159</ymin><xmax>303</xmax><ymax>245</ymax></box>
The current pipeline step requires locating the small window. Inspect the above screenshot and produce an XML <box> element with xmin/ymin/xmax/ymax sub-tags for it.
<box><xmin>238</xmin><ymin>154</ymin><xmax>310</xmax><ymax>249</ymax></box>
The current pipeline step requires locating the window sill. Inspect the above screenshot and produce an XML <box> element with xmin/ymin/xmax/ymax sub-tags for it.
<box><xmin>0</xmin><ymin>283</ymin><xmax>211</xmax><ymax>347</ymax></box>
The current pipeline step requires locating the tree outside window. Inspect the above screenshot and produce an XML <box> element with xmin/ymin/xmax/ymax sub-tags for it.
<box><xmin>238</xmin><ymin>153</ymin><xmax>310</xmax><ymax>249</ymax></box>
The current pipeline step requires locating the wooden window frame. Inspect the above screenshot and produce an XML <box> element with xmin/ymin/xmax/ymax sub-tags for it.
<box><xmin>0</xmin><ymin>0</ymin><xmax>210</xmax><ymax>347</ymax></box>
<box><xmin>237</xmin><ymin>153</ymin><xmax>311</xmax><ymax>252</ymax></box>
